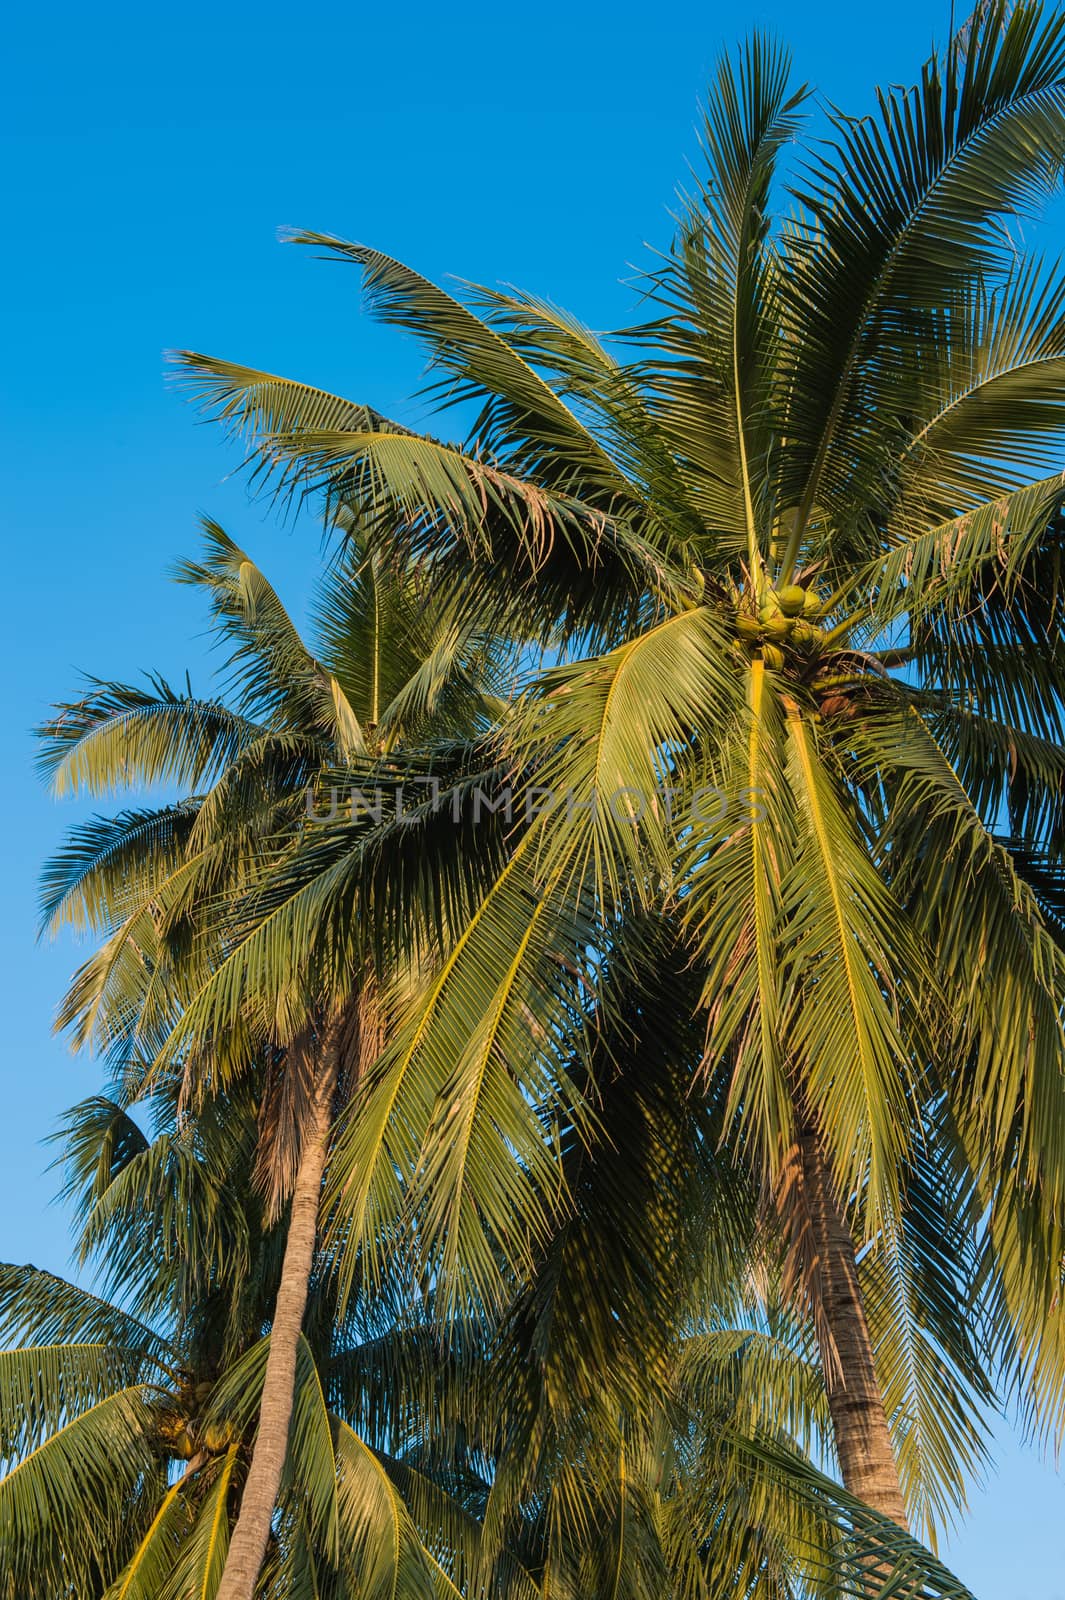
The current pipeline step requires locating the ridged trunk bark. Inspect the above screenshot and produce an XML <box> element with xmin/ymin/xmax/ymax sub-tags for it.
<box><xmin>214</xmin><ymin>1027</ymin><xmax>341</xmax><ymax>1600</ymax></box>
<box><xmin>799</xmin><ymin>1125</ymin><xmax>908</xmax><ymax>1528</ymax></box>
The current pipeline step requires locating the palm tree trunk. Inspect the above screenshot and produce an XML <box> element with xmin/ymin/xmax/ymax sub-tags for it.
<box><xmin>798</xmin><ymin>1124</ymin><xmax>908</xmax><ymax>1528</ymax></box>
<box><xmin>214</xmin><ymin>1027</ymin><xmax>341</xmax><ymax>1600</ymax></box>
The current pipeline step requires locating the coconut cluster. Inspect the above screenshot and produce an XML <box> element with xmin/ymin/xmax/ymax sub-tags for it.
<box><xmin>156</xmin><ymin>1383</ymin><xmax>239</xmax><ymax>1459</ymax></box>
<box><xmin>735</xmin><ymin>585</ymin><xmax>823</xmax><ymax>669</ymax></box>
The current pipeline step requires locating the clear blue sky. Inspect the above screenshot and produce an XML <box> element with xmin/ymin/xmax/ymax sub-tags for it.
<box><xmin>1</xmin><ymin>2</ymin><xmax>1062</xmax><ymax>1592</ymax></box>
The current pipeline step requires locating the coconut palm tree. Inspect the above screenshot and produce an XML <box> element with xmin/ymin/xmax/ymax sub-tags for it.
<box><xmin>168</xmin><ymin>0</ymin><xmax>1065</xmax><ymax>1530</ymax></box>
<box><xmin>38</xmin><ymin>523</ymin><xmax>514</xmax><ymax>1600</ymax></box>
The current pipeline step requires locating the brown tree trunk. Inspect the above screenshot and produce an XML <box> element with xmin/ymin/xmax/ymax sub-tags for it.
<box><xmin>798</xmin><ymin>1125</ymin><xmax>908</xmax><ymax>1529</ymax></box>
<box><xmin>214</xmin><ymin>1024</ymin><xmax>342</xmax><ymax>1600</ymax></box>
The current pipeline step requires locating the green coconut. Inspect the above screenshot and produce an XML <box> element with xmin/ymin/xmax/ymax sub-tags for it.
<box><xmin>762</xmin><ymin>612</ymin><xmax>793</xmax><ymax>639</ymax></box>
<box><xmin>762</xmin><ymin>644</ymin><xmax>785</xmax><ymax>670</ymax></box>
<box><xmin>803</xmin><ymin>589</ymin><xmax>823</xmax><ymax>617</ymax></box>
<box><xmin>736</xmin><ymin>613</ymin><xmax>762</xmax><ymax>640</ymax></box>
<box><xmin>789</xmin><ymin>620</ymin><xmax>821</xmax><ymax>650</ymax></box>
<box><xmin>777</xmin><ymin>584</ymin><xmax>807</xmax><ymax>616</ymax></box>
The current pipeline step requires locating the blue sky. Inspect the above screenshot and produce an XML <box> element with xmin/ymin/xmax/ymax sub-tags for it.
<box><xmin>2</xmin><ymin>1</ymin><xmax>1062</xmax><ymax>1592</ymax></box>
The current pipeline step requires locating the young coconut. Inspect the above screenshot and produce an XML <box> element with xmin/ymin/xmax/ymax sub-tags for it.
<box><xmin>203</xmin><ymin>1420</ymin><xmax>235</xmax><ymax>1454</ymax></box>
<box><xmin>762</xmin><ymin>612</ymin><xmax>793</xmax><ymax>640</ymax></box>
<box><xmin>790</xmin><ymin>619</ymin><xmax>823</xmax><ymax>651</ymax></box>
<box><xmin>777</xmin><ymin>584</ymin><xmax>807</xmax><ymax>617</ymax></box>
